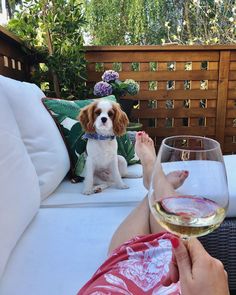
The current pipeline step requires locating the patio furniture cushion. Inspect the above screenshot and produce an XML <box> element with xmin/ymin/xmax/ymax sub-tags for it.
<box><xmin>43</xmin><ymin>96</ymin><xmax>139</xmax><ymax>181</ymax></box>
<box><xmin>0</xmin><ymin>206</ymin><xmax>134</xmax><ymax>295</ymax></box>
<box><xmin>41</xmin><ymin>164</ymin><xmax>146</xmax><ymax>207</ymax></box>
<box><xmin>41</xmin><ymin>158</ymin><xmax>236</xmax><ymax>218</ymax></box>
<box><xmin>0</xmin><ymin>95</ymin><xmax>40</xmax><ymax>278</ymax></box>
<box><xmin>0</xmin><ymin>75</ymin><xmax>70</xmax><ymax>200</ymax></box>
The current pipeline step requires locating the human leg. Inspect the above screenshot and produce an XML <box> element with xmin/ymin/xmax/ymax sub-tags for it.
<box><xmin>108</xmin><ymin>132</ymin><xmax>188</xmax><ymax>255</ymax></box>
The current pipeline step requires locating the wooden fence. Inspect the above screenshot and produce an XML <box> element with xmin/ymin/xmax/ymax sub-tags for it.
<box><xmin>0</xmin><ymin>25</ymin><xmax>33</xmax><ymax>81</ymax></box>
<box><xmin>85</xmin><ymin>45</ymin><xmax>236</xmax><ymax>153</ymax></box>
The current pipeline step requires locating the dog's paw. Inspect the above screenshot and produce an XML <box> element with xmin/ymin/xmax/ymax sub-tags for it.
<box><xmin>82</xmin><ymin>189</ymin><xmax>93</xmax><ymax>195</ymax></box>
<box><xmin>124</xmin><ymin>172</ymin><xmax>143</xmax><ymax>178</ymax></box>
<box><xmin>116</xmin><ymin>183</ymin><xmax>129</xmax><ymax>189</ymax></box>
<box><xmin>93</xmin><ymin>186</ymin><xmax>102</xmax><ymax>193</ymax></box>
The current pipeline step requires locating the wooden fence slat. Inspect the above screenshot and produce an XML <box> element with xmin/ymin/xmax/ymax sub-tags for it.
<box><xmin>226</xmin><ymin>109</ymin><xmax>236</xmax><ymax>118</ymax></box>
<box><xmin>87</xmin><ymin>70</ymin><xmax>218</xmax><ymax>82</ymax></box>
<box><xmin>86</xmin><ymin>45</ymin><xmax>236</xmax><ymax>51</ymax></box>
<box><xmin>230</xmin><ymin>62</ymin><xmax>236</xmax><ymax>70</ymax></box>
<box><xmin>0</xmin><ymin>64</ymin><xmax>25</xmax><ymax>80</ymax></box>
<box><xmin>133</xmin><ymin>108</ymin><xmax>215</xmax><ymax>118</ymax></box>
<box><xmin>228</xmin><ymin>90</ymin><xmax>236</xmax><ymax>99</ymax></box>
<box><xmin>145</xmin><ymin>126</ymin><xmax>215</xmax><ymax>137</ymax></box>
<box><xmin>225</xmin><ymin>127</ymin><xmax>236</xmax><ymax>135</ymax></box>
<box><xmin>125</xmin><ymin>89</ymin><xmax>218</xmax><ymax>100</ymax></box>
<box><xmin>85</xmin><ymin>51</ymin><xmax>220</xmax><ymax>62</ymax></box>
<box><xmin>229</xmin><ymin>71</ymin><xmax>236</xmax><ymax>80</ymax></box>
<box><xmin>215</xmin><ymin>51</ymin><xmax>231</xmax><ymax>149</ymax></box>
<box><xmin>223</xmin><ymin>144</ymin><xmax>236</xmax><ymax>153</ymax></box>
<box><xmin>231</xmin><ymin>51</ymin><xmax>236</xmax><ymax>61</ymax></box>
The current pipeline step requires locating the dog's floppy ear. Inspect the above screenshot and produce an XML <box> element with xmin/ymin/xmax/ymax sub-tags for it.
<box><xmin>78</xmin><ymin>102</ymin><xmax>96</xmax><ymax>133</ymax></box>
<box><xmin>112</xmin><ymin>102</ymin><xmax>129</xmax><ymax>136</ymax></box>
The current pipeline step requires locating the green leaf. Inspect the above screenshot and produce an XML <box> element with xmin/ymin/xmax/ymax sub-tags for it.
<box><xmin>74</xmin><ymin>152</ymin><xmax>86</xmax><ymax>176</ymax></box>
<box><xmin>117</xmin><ymin>134</ymin><xmax>139</xmax><ymax>165</ymax></box>
<box><xmin>66</xmin><ymin>122</ymin><xmax>86</xmax><ymax>154</ymax></box>
<box><xmin>44</xmin><ymin>99</ymin><xmax>81</xmax><ymax>119</ymax></box>
<box><xmin>54</xmin><ymin>114</ymin><xmax>68</xmax><ymax>124</ymax></box>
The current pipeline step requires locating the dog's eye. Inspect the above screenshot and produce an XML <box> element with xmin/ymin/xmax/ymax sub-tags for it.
<box><xmin>108</xmin><ymin>110</ymin><xmax>114</xmax><ymax>118</ymax></box>
<box><xmin>95</xmin><ymin>109</ymin><xmax>101</xmax><ymax>116</ymax></box>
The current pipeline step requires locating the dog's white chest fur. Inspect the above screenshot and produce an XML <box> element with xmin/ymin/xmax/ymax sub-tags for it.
<box><xmin>86</xmin><ymin>139</ymin><xmax>117</xmax><ymax>168</ymax></box>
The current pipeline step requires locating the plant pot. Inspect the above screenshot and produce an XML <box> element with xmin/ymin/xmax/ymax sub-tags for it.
<box><xmin>126</xmin><ymin>122</ymin><xmax>143</xmax><ymax>131</ymax></box>
<box><xmin>119</xmin><ymin>98</ymin><xmax>135</xmax><ymax>119</ymax></box>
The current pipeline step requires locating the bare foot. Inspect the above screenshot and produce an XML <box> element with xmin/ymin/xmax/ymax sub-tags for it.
<box><xmin>135</xmin><ymin>131</ymin><xmax>156</xmax><ymax>189</ymax></box>
<box><xmin>135</xmin><ymin>131</ymin><xmax>188</xmax><ymax>190</ymax></box>
<box><xmin>166</xmin><ymin>170</ymin><xmax>189</xmax><ymax>189</ymax></box>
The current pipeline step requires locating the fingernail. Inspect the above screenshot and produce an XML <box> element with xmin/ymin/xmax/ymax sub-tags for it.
<box><xmin>184</xmin><ymin>170</ymin><xmax>189</xmax><ymax>175</ymax></box>
<box><xmin>137</xmin><ymin>131</ymin><xmax>142</xmax><ymax>136</ymax></box>
<box><xmin>170</xmin><ymin>237</ymin><xmax>179</xmax><ymax>249</ymax></box>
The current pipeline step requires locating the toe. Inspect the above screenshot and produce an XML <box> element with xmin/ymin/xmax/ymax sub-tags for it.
<box><xmin>148</xmin><ymin>137</ymin><xmax>154</xmax><ymax>146</ymax></box>
<box><xmin>179</xmin><ymin>170</ymin><xmax>189</xmax><ymax>184</ymax></box>
<box><xmin>136</xmin><ymin>131</ymin><xmax>143</xmax><ymax>142</ymax></box>
<box><xmin>143</xmin><ymin>132</ymin><xmax>149</xmax><ymax>142</ymax></box>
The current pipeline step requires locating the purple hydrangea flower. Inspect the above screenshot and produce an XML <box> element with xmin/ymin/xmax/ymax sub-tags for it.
<box><xmin>102</xmin><ymin>70</ymin><xmax>119</xmax><ymax>82</ymax></box>
<box><xmin>93</xmin><ymin>81</ymin><xmax>113</xmax><ymax>97</ymax></box>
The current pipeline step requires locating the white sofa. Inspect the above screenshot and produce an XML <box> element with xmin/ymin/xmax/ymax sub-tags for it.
<box><xmin>0</xmin><ymin>75</ymin><xmax>235</xmax><ymax>295</ymax></box>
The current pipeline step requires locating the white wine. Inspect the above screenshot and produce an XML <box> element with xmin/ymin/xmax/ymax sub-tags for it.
<box><xmin>151</xmin><ymin>195</ymin><xmax>226</xmax><ymax>238</ymax></box>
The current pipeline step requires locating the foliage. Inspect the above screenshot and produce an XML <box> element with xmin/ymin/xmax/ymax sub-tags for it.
<box><xmin>7</xmin><ymin>0</ymin><xmax>88</xmax><ymax>99</ymax></box>
<box><xmin>5</xmin><ymin>0</ymin><xmax>22</xmax><ymax>18</ymax></box>
<box><xmin>83</xmin><ymin>0</ymin><xmax>128</xmax><ymax>45</ymax></box>
<box><xmin>84</xmin><ymin>0</ymin><xmax>236</xmax><ymax>45</ymax></box>
<box><xmin>161</xmin><ymin>0</ymin><xmax>236</xmax><ymax>45</ymax></box>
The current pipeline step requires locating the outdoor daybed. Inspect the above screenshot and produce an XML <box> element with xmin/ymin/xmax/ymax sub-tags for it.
<box><xmin>0</xmin><ymin>74</ymin><xmax>236</xmax><ymax>295</ymax></box>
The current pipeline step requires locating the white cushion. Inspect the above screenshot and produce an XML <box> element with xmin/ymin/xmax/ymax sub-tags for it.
<box><xmin>42</xmin><ymin>159</ymin><xmax>236</xmax><ymax>218</ymax></box>
<box><xmin>41</xmin><ymin>164</ymin><xmax>147</xmax><ymax>207</ymax></box>
<box><xmin>0</xmin><ymin>96</ymin><xmax>40</xmax><ymax>278</ymax></box>
<box><xmin>0</xmin><ymin>206</ymin><xmax>134</xmax><ymax>295</ymax></box>
<box><xmin>0</xmin><ymin>75</ymin><xmax>70</xmax><ymax>200</ymax></box>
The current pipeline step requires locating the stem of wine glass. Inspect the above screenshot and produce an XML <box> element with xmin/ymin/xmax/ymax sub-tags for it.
<box><xmin>181</xmin><ymin>236</ymin><xmax>190</xmax><ymax>241</ymax></box>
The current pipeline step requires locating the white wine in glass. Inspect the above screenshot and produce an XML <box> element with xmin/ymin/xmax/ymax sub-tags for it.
<box><xmin>148</xmin><ymin>135</ymin><xmax>229</xmax><ymax>239</ymax></box>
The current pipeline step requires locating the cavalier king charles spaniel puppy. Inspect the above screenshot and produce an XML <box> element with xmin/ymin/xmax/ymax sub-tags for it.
<box><xmin>78</xmin><ymin>99</ymin><xmax>141</xmax><ymax>195</ymax></box>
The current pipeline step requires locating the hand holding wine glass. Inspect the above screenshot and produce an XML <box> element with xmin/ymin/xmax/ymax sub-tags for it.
<box><xmin>170</xmin><ymin>237</ymin><xmax>230</xmax><ymax>295</ymax></box>
<box><xmin>148</xmin><ymin>135</ymin><xmax>229</xmax><ymax>239</ymax></box>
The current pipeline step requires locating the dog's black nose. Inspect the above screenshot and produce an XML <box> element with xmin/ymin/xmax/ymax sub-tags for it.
<box><xmin>101</xmin><ymin>117</ymin><xmax>107</xmax><ymax>123</ymax></box>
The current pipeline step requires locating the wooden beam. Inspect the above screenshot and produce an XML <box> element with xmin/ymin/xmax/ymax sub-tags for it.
<box><xmin>215</xmin><ymin>51</ymin><xmax>231</xmax><ymax>150</ymax></box>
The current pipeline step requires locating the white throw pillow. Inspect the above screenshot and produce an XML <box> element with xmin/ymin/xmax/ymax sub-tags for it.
<box><xmin>0</xmin><ymin>75</ymin><xmax>70</xmax><ymax>200</ymax></box>
<box><xmin>0</xmin><ymin>96</ymin><xmax>40</xmax><ymax>278</ymax></box>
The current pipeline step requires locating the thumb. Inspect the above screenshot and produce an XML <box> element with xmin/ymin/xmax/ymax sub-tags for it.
<box><xmin>171</xmin><ymin>237</ymin><xmax>192</xmax><ymax>281</ymax></box>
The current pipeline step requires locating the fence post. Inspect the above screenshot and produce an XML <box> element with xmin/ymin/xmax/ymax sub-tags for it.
<box><xmin>215</xmin><ymin>50</ymin><xmax>230</xmax><ymax>152</ymax></box>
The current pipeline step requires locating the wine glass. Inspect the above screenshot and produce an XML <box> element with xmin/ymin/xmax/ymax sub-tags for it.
<box><xmin>148</xmin><ymin>135</ymin><xmax>229</xmax><ymax>239</ymax></box>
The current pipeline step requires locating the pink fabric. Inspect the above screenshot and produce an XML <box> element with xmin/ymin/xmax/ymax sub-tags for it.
<box><xmin>77</xmin><ymin>232</ymin><xmax>180</xmax><ymax>294</ymax></box>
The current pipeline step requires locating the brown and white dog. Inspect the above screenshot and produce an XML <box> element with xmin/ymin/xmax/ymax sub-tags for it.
<box><xmin>78</xmin><ymin>99</ymin><xmax>141</xmax><ymax>195</ymax></box>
